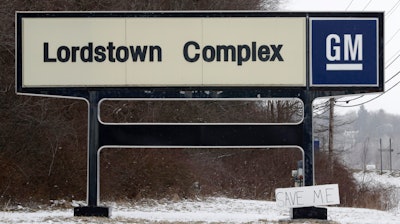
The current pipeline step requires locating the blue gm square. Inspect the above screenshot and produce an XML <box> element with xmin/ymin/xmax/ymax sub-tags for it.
<box><xmin>310</xmin><ymin>18</ymin><xmax>378</xmax><ymax>86</ymax></box>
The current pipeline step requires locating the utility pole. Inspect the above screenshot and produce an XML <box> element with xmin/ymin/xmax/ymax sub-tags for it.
<box><xmin>379</xmin><ymin>138</ymin><xmax>395</xmax><ymax>174</ymax></box>
<box><xmin>380</xmin><ymin>139</ymin><xmax>383</xmax><ymax>175</ymax></box>
<box><xmin>389</xmin><ymin>138</ymin><xmax>393</xmax><ymax>172</ymax></box>
<box><xmin>328</xmin><ymin>98</ymin><xmax>334</xmax><ymax>159</ymax></box>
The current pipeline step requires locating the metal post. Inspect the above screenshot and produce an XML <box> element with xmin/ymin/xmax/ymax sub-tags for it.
<box><xmin>328</xmin><ymin>98</ymin><xmax>334</xmax><ymax>159</ymax></box>
<box><xmin>74</xmin><ymin>91</ymin><xmax>110</xmax><ymax>217</ymax></box>
<box><xmin>88</xmin><ymin>91</ymin><xmax>100</xmax><ymax>207</ymax></box>
<box><xmin>303</xmin><ymin>17</ymin><xmax>314</xmax><ymax>187</ymax></box>
<box><xmin>291</xmin><ymin>92</ymin><xmax>327</xmax><ymax>220</ymax></box>
<box><xmin>303</xmin><ymin>92</ymin><xmax>314</xmax><ymax>186</ymax></box>
<box><xmin>389</xmin><ymin>138</ymin><xmax>392</xmax><ymax>173</ymax></box>
<box><xmin>380</xmin><ymin>138</ymin><xmax>383</xmax><ymax>175</ymax></box>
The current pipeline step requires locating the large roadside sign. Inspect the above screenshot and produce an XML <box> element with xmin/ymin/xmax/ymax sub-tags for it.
<box><xmin>16</xmin><ymin>12</ymin><xmax>384</xmax><ymax>97</ymax></box>
<box><xmin>15</xmin><ymin>11</ymin><xmax>383</xmax><ymax>218</ymax></box>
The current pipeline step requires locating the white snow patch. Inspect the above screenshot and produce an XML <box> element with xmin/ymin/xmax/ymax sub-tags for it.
<box><xmin>353</xmin><ymin>171</ymin><xmax>400</xmax><ymax>188</ymax></box>
<box><xmin>0</xmin><ymin>197</ymin><xmax>400</xmax><ymax>223</ymax></box>
<box><xmin>0</xmin><ymin>172</ymin><xmax>399</xmax><ymax>223</ymax></box>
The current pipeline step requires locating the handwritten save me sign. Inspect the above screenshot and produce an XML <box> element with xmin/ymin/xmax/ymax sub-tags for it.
<box><xmin>275</xmin><ymin>184</ymin><xmax>340</xmax><ymax>208</ymax></box>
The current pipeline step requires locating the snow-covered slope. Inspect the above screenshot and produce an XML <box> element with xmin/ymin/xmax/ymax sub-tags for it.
<box><xmin>0</xmin><ymin>171</ymin><xmax>399</xmax><ymax>223</ymax></box>
<box><xmin>0</xmin><ymin>196</ymin><xmax>399</xmax><ymax>223</ymax></box>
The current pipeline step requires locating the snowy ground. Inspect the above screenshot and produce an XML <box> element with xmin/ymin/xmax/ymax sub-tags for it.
<box><xmin>353</xmin><ymin>170</ymin><xmax>400</xmax><ymax>188</ymax></box>
<box><xmin>0</xmin><ymin>197</ymin><xmax>399</xmax><ymax>224</ymax></box>
<box><xmin>0</xmin><ymin>171</ymin><xmax>399</xmax><ymax>224</ymax></box>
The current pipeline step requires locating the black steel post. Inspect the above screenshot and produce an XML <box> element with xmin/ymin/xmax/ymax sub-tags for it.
<box><xmin>88</xmin><ymin>91</ymin><xmax>100</xmax><ymax>207</ymax></box>
<box><xmin>303</xmin><ymin>15</ymin><xmax>314</xmax><ymax>187</ymax></box>
<box><xmin>302</xmin><ymin>92</ymin><xmax>314</xmax><ymax>186</ymax></box>
<box><xmin>291</xmin><ymin>92</ymin><xmax>327</xmax><ymax>220</ymax></box>
<box><xmin>74</xmin><ymin>91</ymin><xmax>110</xmax><ymax>217</ymax></box>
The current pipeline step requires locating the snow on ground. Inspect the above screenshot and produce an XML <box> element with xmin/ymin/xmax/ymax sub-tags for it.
<box><xmin>353</xmin><ymin>171</ymin><xmax>400</xmax><ymax>188</ymax></box>
<box><xmin>0</xmin><ymin>171</ymin><xmax>399</xmax><ymax>223</ymax></box>
<box><xmin>0</xmin><ymin>197</ymin><xmax>399</xmax><ymax>223</ymax></box>
<box><xmin>353</xmin><ymin>170</ymin><xmax>400</xmax><ymax>214</ymax></box>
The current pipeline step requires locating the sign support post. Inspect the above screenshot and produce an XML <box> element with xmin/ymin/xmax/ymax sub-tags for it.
<box><xmin>303</xmin><ymin>92</ymin><xmax>314</xmax><ymax>187</ymax></box>
<box><xmin>74</xmin><ymin>92</ymin><xmax>111</xmax><ymax>216</ymax></box>
<box><xmin>88</xmin><ymin>91</ymin><xmax>99</xmax><ymax>207</ymax></box>
<box><xmin>291</xmin><ymin>91</ymin><xmax>328</xmax><ymax>219</ymax></box>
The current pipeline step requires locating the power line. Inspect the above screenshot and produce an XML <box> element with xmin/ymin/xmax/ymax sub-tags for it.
<box><xmin>335</xmin><ymin>95</ymin><xmax>364</xmax><ymax>103</ymax></box>
<box><xmin>314</xmin><ymin>105</ymin><xmax>330</xmax><ymax>114</ymax></box>
<box><xmin>385</xmin><ymin>70</ymin><xmax>400</xmax><ymax>84</ymax></box>
<box><xmin>313</xmin><ymin>103</ymin><xmax>331</xmax><ymax>117</ymax></box>
<box><xmin>317</xmin><ymin>0</ymin><xmax>400</xmax><ymax>109</ymax></box>
<box><xmin>385</xmin><ymin>0</ymin><xmax>400</xmax><ymax>52</ymax></box>
<box><xmin>333</xmin><ymin>58</ymin><xmax>400</xmax><ymax>106</ymax></box>
<box><xmin>385</xmin><ymin>48</ymin><xmax>400</xmax><ymax>68</ymax></box>
<box><xmin>385</xmin><ymin>26</ymin><xmax>400</xmax><ymax>46</ymax></box>
<box><xmin>362</xmin><ymin>0</ymin><xmax>373</xmax><ymax>10</ymax></box>
<box><xmin>384</xmin><ymin>56</ymin><xmax>400</xmax><ymax>85</ymax></box>
<box><xmin>386</xmin><ymin>0</ymin><xmax>400</xmax><ymax>18</ymax></box>
<box><xmin>335</xmin><ymin>79</ymin><xmax>400</xmax><ymax>108</ymax></box>
<box><xmin>332</xmin><ymin>67</ymin><xmax>400</xmax><ymax>107</ymax></box>
<box><xmin>381</xmin><ymin>0</ymin><xmax>400</xmax><ymax>85</ymax></box>
<box><xmin>314</xmin><ymin>108</ymin><xmax>330</xmax><ymax>117</ymax></box>
<box><xmin>313</xmin><ymin>99</ymin><xmax>331</xmax><ymax>114</ymax></box>
<box><xmin>345</xmin><ymin>0</ymin><xmax>355</xmax><ymax>11</ymax></box>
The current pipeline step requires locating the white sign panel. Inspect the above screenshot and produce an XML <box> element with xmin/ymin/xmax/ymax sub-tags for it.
<box><xmin>275</xmin><ymin>184</ymin><xmax>340</xmax><ymax>208</ymax></box>
<box><xmin>19</xmin><ymin>16</ymin><xmax>306</xmax><ymax>87</ymax></box>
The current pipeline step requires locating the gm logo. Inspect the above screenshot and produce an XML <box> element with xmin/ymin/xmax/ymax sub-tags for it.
<box><xmin>326</xmin><ymin>34</ymin><xmax>363</xmax><ymax>71</ymax></box>
<box><xmin>310</xmin><ymin>18</ymin><xmax>379</xmax><ymax>86</ymax></box>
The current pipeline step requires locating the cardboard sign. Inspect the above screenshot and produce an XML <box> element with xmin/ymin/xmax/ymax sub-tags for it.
<box><xmin>275</xmin><ymin>184</ymin><xmax>340</xmax><ymax>208</ymax></box>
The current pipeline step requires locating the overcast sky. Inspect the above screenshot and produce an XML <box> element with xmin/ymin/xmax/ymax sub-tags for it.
<box><xmin>283</xmin><ymin>0</ymin><xmax>400</xmax><ymax>115</ymax></box>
